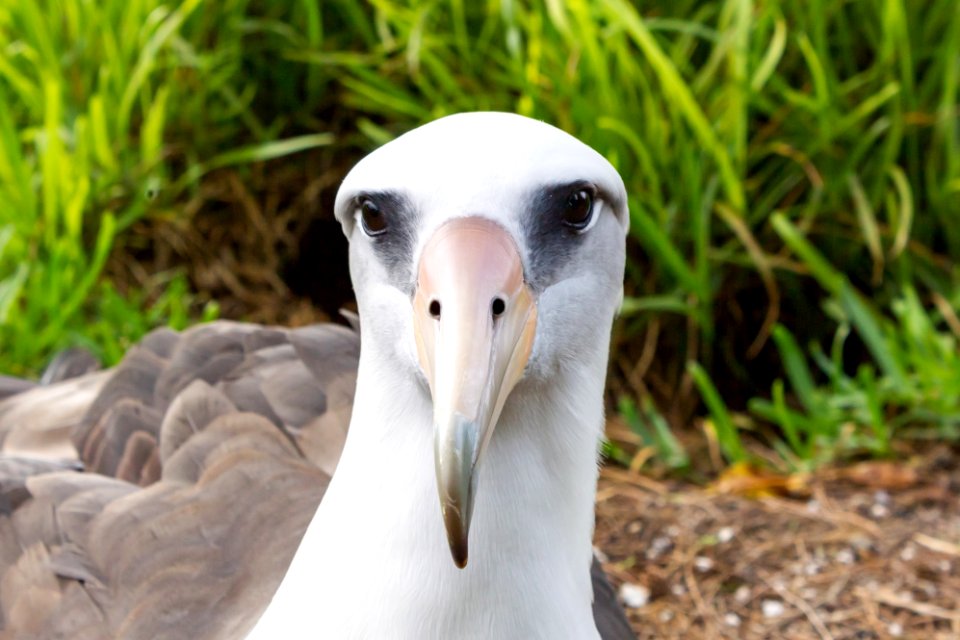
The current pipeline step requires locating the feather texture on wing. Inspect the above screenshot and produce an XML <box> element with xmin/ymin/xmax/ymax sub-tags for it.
<box><xmin>0</xmin><ymin>322</ymin><xmax>358</xmax><ymax>640</ymax></box>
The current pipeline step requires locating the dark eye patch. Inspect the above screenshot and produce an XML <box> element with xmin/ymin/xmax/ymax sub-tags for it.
<box><xmin>521</xmin><ymin>181</ymin><xmax>602</xmax><ymax>290</ymax></box>
<box><xmin>352</xmin><ymin>191</ymin><xmax>419</xmax><ymax>293</ymax></box>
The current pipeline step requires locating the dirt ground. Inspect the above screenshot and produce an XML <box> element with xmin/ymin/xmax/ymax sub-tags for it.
<box><xmin>593</xmin><ymin>447</ymin><xmax>960</xmax><ymax>639</ymax></box>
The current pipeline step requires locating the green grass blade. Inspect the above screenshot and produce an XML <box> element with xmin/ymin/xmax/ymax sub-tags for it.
<box><xmin>771</xmin><ymin>324</ymin><xmax>817</xmax><ymax>412</ymax></box>
<box><xmin>688</xmin><ymin>361</ymin><xmax>746</xmax><ymax>462</ymax></box>
<box><xmin>620</xmin><ymin>295</ymin><xmax>695</xmax><ymax>317</ymax></box>
<box><xmin>771</xmin><ymin>212</ymin><xmax>843</xmax><ymax>294</ymax></box>
<box><xmin>631</xmin><ymin>204</ymin><xmax>706</xmax><ymax>299</ymax></box>
<box><xmin>848</xmin><ymin>174</ymin><xmax>884</xmax><ymax>283</ymax></box>
<box><xmin>838</xmin><ymin>283</ymin><xmax>906</xmax><ymax>384</ymax></box>
<box><xmin>0</xmin><ymin>265</ymin><xmax>27</xmax><ymax>325</ymax></box>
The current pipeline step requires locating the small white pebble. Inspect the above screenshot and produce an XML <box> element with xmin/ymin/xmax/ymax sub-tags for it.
<box><xmin>938</xmin><ymin>559</ymin><xmax>952</xmax><ymax>573</ymax></box>
<box><xmin>870</xmin><ymin>503</ymin><xmax>890</xmax><ymax>518</ymax></box>
<box><xmin>658</xmin><ymin>609</ymin><xmax>674</xmax><ymax>623</ymax></box>
<box><xmin>647</xmin><ymin>536</ymin><xmax>672</xmax><ymax>560</ymax></box>
<box><xmin>618</xmin><ymin>583</ymin><xmax>651</xmax><ymax>609</ymax></box>
<box><xmin>694</xmin><ymin>556</ymin><xmax>714</xmax><ymax>572</ymax></box>
<box><xmin>804</xmin><ymin>561</ymin><xmax>822</xmax><ymax>576</ymax></box>
<box><xmin>670</xmin><ymin>582</ymin><xmax>687</xmax><ymax>597</ymax></box>
<box><xmin>874</xmin><ymin>490</ymin><xmax>891</xmax><ymax>505</ymax></box>
<box><xmin>806</xmin><ymin>499</ymin><xmax>820</xmax><ymax>513</ymax></box>
<box><xmin>888</xmin><ymin>621</ymin><xmax>904</xmax><ymax>637</ymax></box>
<box><xmin>717</xmin><ymin>526</ymin><xmax>735</xmax><ymax>543</ymax></box>
<box><xmin>723</xmin><ymin>612</ymin><xmax>741</xmax><ymax>627</ymax></box>
<box><xmin>851</xmin><ymin>535</ymin><xmax>873</xmax><ymax>551</ymax></box>
<box><xmin>762</xmin><ymin>599</ymin><xmax>785</xmax><ymax>618</ymax></box>
<box><xmin>836</xmin><ymin>548</ymin><xmax>855</xmax><ymax>565</ymax></box>
<box><xmin>900</xmin><ymin>545</ymin><xmax>916</xmax><ymax>562</ymax></box>
<box><xmin>734</xmin><ymin>585</ymin><xmax>751</xmax><ymax>603</ymax></box>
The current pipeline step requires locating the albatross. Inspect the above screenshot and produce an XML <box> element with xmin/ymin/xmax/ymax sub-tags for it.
<box><xmin>0</xmin><ymin>112</ymin><xmax>633</xmax><ymax>639</ymax></box>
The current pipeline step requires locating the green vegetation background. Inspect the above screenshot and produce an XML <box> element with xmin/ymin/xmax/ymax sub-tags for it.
<box><xmin>1</xmin><ymin>0</ymin><xmax>958</xmax><ymax>472</ymax></box>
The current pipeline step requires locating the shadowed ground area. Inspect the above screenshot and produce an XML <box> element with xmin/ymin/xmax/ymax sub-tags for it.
<box><xmin>593</xmin><ymin>447</ymin><xmax>960</xmax><ymax>639</ymax></box>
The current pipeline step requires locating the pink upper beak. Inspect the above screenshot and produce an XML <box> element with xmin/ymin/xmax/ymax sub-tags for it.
<box><xmin>412</xmin><ymin>217</ymin><xmax>537</xmax><ymax>568</ymax></box>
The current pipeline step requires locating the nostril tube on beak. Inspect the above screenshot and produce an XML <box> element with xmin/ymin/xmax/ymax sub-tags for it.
<box><xmin>429</xmin><ymin>299</ymin><xmax>442</xmax><ymax>319</ymax></box>
<box><xmin>491</xmin><ymin>297</ymin><xmax>506</xmax><ymax>318</ymax></box>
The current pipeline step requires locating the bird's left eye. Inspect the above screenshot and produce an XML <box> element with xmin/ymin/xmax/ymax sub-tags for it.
<box><xmin>561</xmin><ymin>188</ymin><xmax>594</xmax><ymax>230</ymax></box>
<box><xmin>359</xmin><ymin>198</ymin><xmax>387</xmax><ymax>236</ymax></box>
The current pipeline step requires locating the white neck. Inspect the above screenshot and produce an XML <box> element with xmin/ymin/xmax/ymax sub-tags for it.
<box><xmin>248</xmin><ymin>341</ymin><xmax>609</xmax><ymax>639</ymax></box>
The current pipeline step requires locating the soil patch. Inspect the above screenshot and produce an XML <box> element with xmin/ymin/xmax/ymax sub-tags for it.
<box><xmin>593</xmin><ymin>447</ymin><xmax>960</xmax><ymax>639</ymax></box>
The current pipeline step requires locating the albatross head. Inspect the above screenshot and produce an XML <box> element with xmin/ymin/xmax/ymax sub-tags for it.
<box><xmin>334</xmin><ymin>112</ymin><xmax>628</xmax><ymax>568</ymax></box>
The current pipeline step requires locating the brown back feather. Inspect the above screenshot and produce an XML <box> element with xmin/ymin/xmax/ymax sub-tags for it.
<box><xmin>0</xmin><ymin>321</ymin><xmax>358</xmax><ymax>639</ymax></box>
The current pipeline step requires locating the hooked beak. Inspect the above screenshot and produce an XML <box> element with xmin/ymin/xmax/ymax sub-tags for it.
<box><xmin>413</xmin><ymin>217</ymin><xmax>537</xmax><ymax>568</ymax></box>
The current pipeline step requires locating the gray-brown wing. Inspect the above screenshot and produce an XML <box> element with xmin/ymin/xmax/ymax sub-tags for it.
<box><xmin>0</xmin><ymin>371</ymin><xmax>111</xmax><ymax>460</ymax></box>
<box><xmin>0</xmin><ymin>346</ymin><xmax>103</xmax><ymax>458</ymax></box>
<box><xmin>591</xmin><ymin>555</ymin><xmax>636</xmax><ymax>640</ymax></box>
<box><xmin>0</xmin><ymin>347</ymin><xmax>99</xmax><ymax>405</ymax></box>
<box><xmin>0</xmin><ymin>321</ymin><xmax>359</xmax><ymax>640</ymax></box>
<box><xmin>0</xmin><ymin>378</ymin><xmax>34</xmax><ymax>402</ymax></box>
<box><xmin>68</xmin><ymin>321</ymin><xmax>358</xmax><ymax>482</ymax></box>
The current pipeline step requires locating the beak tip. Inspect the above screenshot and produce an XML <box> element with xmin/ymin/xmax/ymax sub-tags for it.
<box><xmin>442</xmin><ymin>503</ymin><xmax>472</xmax><ymax>569</ymax></box>
<box><xmin>451</xmin><ymin>543</ymin><xmax>469</xmax><ymax>569</ymax></box>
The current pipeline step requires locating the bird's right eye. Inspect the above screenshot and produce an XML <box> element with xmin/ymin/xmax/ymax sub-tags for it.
<box><xmin>359</xmin><ymin>198</ymin><xmax>387</xmax><ymax>236</ymax></box>
<box><xmin>561</xmin><ymin>188</ymin><xmax>595</xmax><ymax>230</ymax></box>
